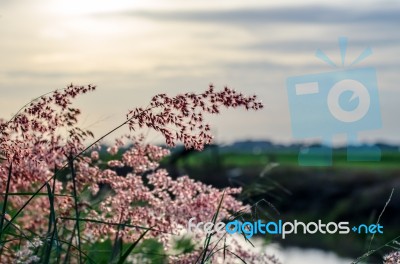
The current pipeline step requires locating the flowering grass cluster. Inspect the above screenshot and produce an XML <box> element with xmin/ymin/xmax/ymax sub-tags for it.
<box><xmin>0</xmin><ymin>84</ymin><xmax>281</xmax><ymax>263</ymax></box>
<box><xmin>384</xmin><ymin>251</ymin><xmax>400</xmax><ymax>264</ymax></box>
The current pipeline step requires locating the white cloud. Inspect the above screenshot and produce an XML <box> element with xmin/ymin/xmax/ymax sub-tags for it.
<box><xmin>0</xmin><ymin>0</ymin><xmax>399</xmax><ymax>144</ymax></box>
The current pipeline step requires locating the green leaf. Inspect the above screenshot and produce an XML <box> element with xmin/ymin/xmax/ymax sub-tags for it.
<box><xmin>173</xmin><ymin>237</ymin><xmax>195</xmax><ymax>254</ymax></box>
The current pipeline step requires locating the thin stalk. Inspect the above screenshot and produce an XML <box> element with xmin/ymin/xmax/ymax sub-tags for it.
<box><xmin>63</xmin><ymin>219</ymin><xmax>77</xmax><ymax>264</ymax></box>
<box><xmin>0</xmin><ymin>162</ymin><xmax>12</xmax><ymax>260</ymax></box>
<box><xmin>43</xmin><ymin>182</ymin><xmax>58</xmax><ymax>264</ymax></box>
<box><xmin>59</xmin><ymin>217</ymin><xmax>174</xmax><ymax>235</ymax></box>
<box><xmin>68</xmin><ymin>154</ymin><xmax>82</xmax><ymax>264</ymax></box>
<box><xmin>52</xmin><ymin>166</ymin><xmax>61</xmax><ymax>264</ymax></box>
<box><xmin>0</xmin><ymin>193</ymin><xmax>72</xmax><ymax>197</ymax></box>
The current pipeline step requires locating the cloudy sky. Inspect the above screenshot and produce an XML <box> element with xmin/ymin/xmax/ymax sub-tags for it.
<box><xmin>0</xmin><ymin>0</ymin><xmax>399</xmax><ymax>145</ymax></box>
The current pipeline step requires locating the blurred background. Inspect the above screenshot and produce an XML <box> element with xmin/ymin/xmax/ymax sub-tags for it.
<box><xmin>1</xmin><ymin>0</ymin><xmax>399</xmax><ymax>263</ymax></box>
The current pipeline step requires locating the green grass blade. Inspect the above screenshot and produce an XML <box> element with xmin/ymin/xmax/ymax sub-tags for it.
<box><xmin>116</xmin><ymin>227</ymin><xmax>152</xmax><ymax>264</ymax></box>
<box><xmin>196</xmin><ymin>191</ymin><xmax>225</xmax><ymax>264</ymax></box>
<box><xmin>109</xmin><ymin>218</ymin><xmax>125</xmax><ymax>264</ymax></box>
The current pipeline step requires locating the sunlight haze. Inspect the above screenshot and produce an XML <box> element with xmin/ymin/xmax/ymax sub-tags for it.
<box><xmin>1</xmin><ymin>0</ymin><xmax>399</xmax><ymax>144</ymax></box>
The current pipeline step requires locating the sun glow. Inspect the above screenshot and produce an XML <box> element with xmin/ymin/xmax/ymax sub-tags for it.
<box><xmin>48</xmin><ymin>0</ymin><xmax>162</xmax><ymax>16</ymax></box>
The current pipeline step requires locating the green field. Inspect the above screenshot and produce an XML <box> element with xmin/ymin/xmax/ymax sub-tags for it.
<box><xmin>161</xmin><ymin>148</ymin><xmax>400</xmax><ymax>261</ymax></box>
<box><xmin>177</xmin><ymin>150</ymin><xmax>400</xmax><ymax>170</ymax></box>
